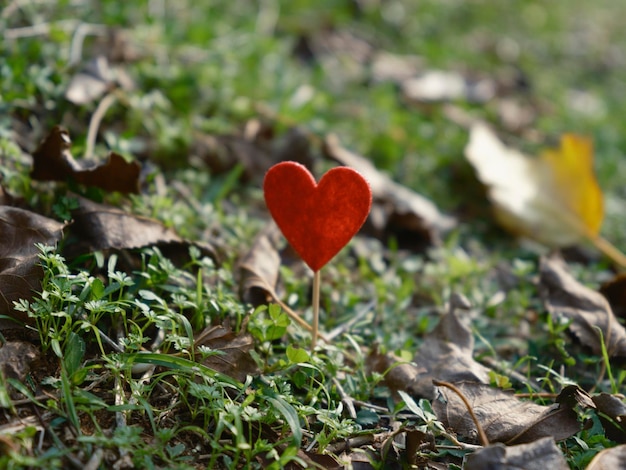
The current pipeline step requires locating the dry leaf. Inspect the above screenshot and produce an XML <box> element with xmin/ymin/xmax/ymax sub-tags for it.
<box><xmin>0</xmin><ymin>207</ymin><xmax>65</xmax><ymax>323</ymax></box>
<box><xmin>66</xmin><ymin>56</ymin><xmax>115</xmax><ymax>105</ymax></box>
<box><xmin>600</xmin><ymin>273</ymin><xmax>626</xmax><ymax>320</ymax></box>
<box><xmin>239</xmin><ymin>223</ymin><xmax>284</xmax><ymax>307</ymax></box>
<box><xmin>68</xmin><ymin>196</ymin><xmax>183</xmax><ymax>252</ymax></box>
<box><xmin>324</xmin><ymin>134</ymin><xmax>456</xmax><ymax>251</ymax></box>
<box><xmin>433</xmin><ymin>382</ymin><xmax>582</xmax><ymax>445</ymax></box>
<box><xmin>65</xmin><ymin>55</ymin><xmax>134</xmax><ymax>105</ymax></box>
<box><xmin>31</xmin><ymin>126</ymin><xmax>141</xmax><ymax>194</ymax></box>
<box><xmin>194</xmin><ymin>325</ymin><xmax>258</xmax><ymax>382</ymax></box>
<box><xmin>0</xmin><ymin>341</ymin><xmax>40</xmax><ymax>398</ymax></box>
<box><xmin>465</xmin><ymin>437</ymin><xmax>569</xmax><ymax>470</ymax></box>
<box><xmin>370</xmin><ymin>52</ymin><xmax>423</xmax><ymax>84</ymax></box>
<box><xmin>402</xmin><ymin>70</ymin><xmax>495</xmax><ymax>104</ymax></box>
<box><xmin>465</xmin><ymin>123</ymin><xmax>626</xmax><ymax>266</ymax></box>
<box><xmin>592</xmin><ymin>393</ymin><xmax>626</xmax><ymax>442</ymax></box>
<box><xmin>539</xmin><ymin>256</ymin><xmax>626</xmax><ymax>357</ymax></box>
<box><xmin>368</xmin><ymin>300</ymin><xmax>490</xmax><ymax>400</ymax></box>
<box><xmin>587</xmin><ymin>445</ymin><xmax>626</xmax><ymax>470</ymax></box>
<box><xmin>238</xmin><ymin>223</ymin><xmax>317</xmax><ymax>335</ymax></box>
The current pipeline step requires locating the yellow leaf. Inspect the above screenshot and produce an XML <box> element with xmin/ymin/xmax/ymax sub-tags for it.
<box><xmin>465</xmin><ymin>122</ymin><xmax>626</xmax><ymax>267</ymax></box>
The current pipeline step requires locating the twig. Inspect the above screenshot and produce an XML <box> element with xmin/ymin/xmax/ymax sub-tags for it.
<box><xmin>312</xmin><ymin>270</ymin><xmax>321</xmax><ymax>349</ymax></box>
<box><xmin>591</xmin><ymin>235</ymin><xmax>626</xmax><ymax>270</ymax></box>
<box><xmin>84</xmin><ymin>448</ymin><xmax>104</xmax><ymax>470</ymax></box>
<box><xmin>352</xmin><ymin>400</ymin><xmax>389</xmax><ymax>413</ymax></box>
<box><xmin>325</xmin><ymin>434</ymin><xmax>375</xmax><ymax>454</ymax></box>
<box><xmin>85</xmin><ymin>92</ymin><xmax>117</xmax><ymax>159</ymax></box>
<box><xmin>68</xmin><ymin>23</ymin><xmax>108</xmax><ymax>66</ymax></box>
<box><xmin>332</xmin><ymin>377</ymin><xmax>357</xmax><ymax>420</ymax></box>
<box><xmin>433</xmin><ymin>379</ymin><xmax>489</xmax><ymax>447</ymax></box>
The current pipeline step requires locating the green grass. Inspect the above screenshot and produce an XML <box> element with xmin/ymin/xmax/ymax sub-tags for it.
<box><xmin>2</xmin><ymin>0</ymin><xmax>626</xmax><ymax>468</ymax></box>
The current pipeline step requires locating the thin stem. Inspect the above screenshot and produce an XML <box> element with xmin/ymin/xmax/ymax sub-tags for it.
<box><xmin>85</xmin><ymin>92</ymin><xmax>117</xmax><ymax>159</ymax></box>
<box><xmin>312</xmin><ymin>270</ymin><xmax>321</xmax><ymax>350</ymax></box>
<box><xmin>433</xmin><ymin>379</ymin><xmax>489</xmax><ymax>447</ymax></box>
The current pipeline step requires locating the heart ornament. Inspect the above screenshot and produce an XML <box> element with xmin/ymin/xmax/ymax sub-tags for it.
<box><xmin>264</xmin><ymin>161</ymin><xmax>372</xmax><ymax>272</ymax></box>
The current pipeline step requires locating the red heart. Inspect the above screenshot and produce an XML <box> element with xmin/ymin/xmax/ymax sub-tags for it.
<box><xmin>264</xmin><ymin>161</ymin><xmax>372</xmax><ymax>272</ymax></box>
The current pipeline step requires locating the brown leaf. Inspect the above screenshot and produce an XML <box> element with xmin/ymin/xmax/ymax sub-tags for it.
<box><xmin>68</xmin><ymin>196</ymin><xmax>182</xmax><ymax>253</ymax></box>
<box><xmin>65</xmin><ymin>55</ymin><xmax>134</xmax><ymax>105</ymax></box>
<box><xmin>238</xmin><ymin>223</ymin><xmax>284</xmax><ymax>307</ymax></box>
<box><xmin>31</xmin><ymin>126</ymin><xmax>140</xmax><ymax>194</ymax></box>
<box><xmin>293</xmin><ymin>30</ymin><xmax>373</xmax><ymax>85</ymax></box>
<box><xmin>0</xmin><ymin>207</ymin><xmax>65</xmax><ymax>322</ymax></box>
<box><xmin>368</xmin><ymin>300</ymin><xmax>490</xmax><ymax>400</ymax></box>
<box><xmin>323</xmin><ymin>134</ymin><xmax>456</xmax><ymax>252</ymax></box>
<box><xmin>433</xmin><ymin>382</ymin><xmax>581</xmax><ymax>445</ymax></box>
<box><xmin>587</xmin><ymin>445</ymin><xmax>626</xmax><ymax>469</ymax></box>
<box><xmin>191</xmin><ymin>132</ymin><xmax>274</xmax><ymax>182</ymax></box>
<box><xmin>592</xmin><ymin>393</ymin><xmax>626</xmax><ymax>443</ymax></box>
<box><xmin>539</xmin><ymin>255</ymin><xmax>626</xmax><ymax>357</ymax></box>
<box><xmin>0</xmin><ymin>341</ymin><xmax>40</xmax><ymax>398</ymax></box>
<box><xmin>600</xmin><ymin>272</ymin><xmax>626</xmax><ymax>320</ymax></box>
<box><xmin>191</xmin><ymin>123</ymin><xmax>314</xmax><ymax>184</ymax></box>
<box><xmin>412</xmin><ymin>304</ymin><xmax>491</xmax><ymax>398</ymax></box>
<box><xmin>194</xmin><ymin>325</ymin><xmax>258</xmax><ymax>382</ymax></box>
<box><xmin>464</xmin><ymin>437</ymin><xmax>569</xmax><ymax>470</ymax></box>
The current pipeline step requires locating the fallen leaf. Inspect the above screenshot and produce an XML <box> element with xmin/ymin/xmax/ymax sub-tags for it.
<box><xmin>65</xmin><ymin>56</ymin><xmax>116</xmax><ymax>105</ymax></box>
<box><xmin>539</xmin><ymin>256</ymin><xmax>626</xmax><ymax>357</ymax></box>
<box><xmin>0</xmin><ymin>341</ymin><xmax>40</xmax><ymax>398</ymax></box>
<box><xmin>324</xmin><ymin>134</ymin><xmax>456</xmax><ymax>252</ymax></box>
<box><xmin>368</xmin><ymin>298</ymin><xmax>490</xmax><ymax>400</ymax></box>
<box><xmin>194</xmin><ymin>325</ymin><xmax>259</xmax><ymax>382</ymax></box>
<box><xmin>293</xmin><ymin>29</ymin><xmax>373</xmax><ymax>86</ymax></box>
<box><xmin>433</xmin><ymin>382</ymin><xmax>582</xmax><ymax>445</ymax></box>
<box><xmin>65</xmin><ymin>55</ymin><xmax>134</xmax><ymax>105</ymax></box>
<box><xmin>465</xmin><ymin>123</ymin><xmax>626</xmax><ymax>266</ymax></box>
<box><xmin>600</xmin><ymin>273</ymin><xmax>626</xmax><ymax>320</ymax></box>
<box><xmin>592</xmin><ymin>393</ymin><xmax>626</xmax><ymax>443</ymax></box>
<box><xmin>586</xmin><ymin>445</ymin><xmax>626</xmax><ymax>470</ymax></box>
<box><xmin>402</xmin><ymin>70</ymin><xmax>495</xmax><ymax>104</ymax></box>
<box><xmin>264</xmin><ymin>161</ymin><xmax>372</xmax><ymax>272</ymax></box>
<box><xmin>191</xmin><ymin>124</ymin><xmax>314</xmax><ymax>184</ymax></box>
<box><xmin>31</xmin><ymin>126</ymin><xmax>141</xmax><ymax>194</ymax></box>
<box><xmin>239</xmin><ymin>223</ymin><xmax>283</xmax><ymax>307</ymax></box>
<box><xmin>370</xmin><ymin>52</ymin><xmax>423</xmax><ymax>84</ymax></box>
<box><xmin>67</xmin><ymin>196</ymin><xmax>183</xmax><ymax>252</ymax></box>
<box><xmin>464</xmin><ymin>437</ymin><xmax>569</xmax><ymax>470</ymax></box>
<box><xmin>0</xmin><ymin>207</ymin><xmax>65</xmax><ymax>323</ymax></box>
<box><xmin>191</xmin><ymin>131</ymin><xmax>274</xmax><ymax>182</ymax></box>
<box><xmin>238</xmin><ymin>223</ymin><xmax>316</xmax><ymax>334</ymax></box>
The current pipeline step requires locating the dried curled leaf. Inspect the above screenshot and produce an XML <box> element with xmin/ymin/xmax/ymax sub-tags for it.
<box><xmin>0</xmin><ymin>207</ymin><xmax>65</xmax><ymax>323</ymax></box>
<box><xmin>433</xmin><ymin>382</ymin><xmax>582</xmax><ymax>445</ymax></box>
<box><xmin>68</xmin><ymin>196</ymin><xmax>182</xmax><ymax>252</ymax></box>
<box><xmin>194</xmin><ymin>325</ymin><xmax>258</xmax><ymax>382</ymax></box>
<box><xmin>592</xmin><ymin>393</ymin><xmax>626</xmax><ymax>442</ymax></box>
<box><xmin>587</xmin><ymin>445</ymin><xmax>626</xmax><ymax>470</ymax></box>
<box><xmin>540</xmin><ymin>256</ymin><xmax>626</xmax><ymax>357</ymax></box>
<box><xmin>324</xmin><ymin>134</ymin><xmax>456</xmax><ymax>251</ymax></box>
<box><xmin>368</xmin><ymin>300</ymin><xmax>489</xmax><ymax>400</ymax></box>
<box><xmin>465</xmin><ymin>437</ymin><xmax>569</xmax><ymax>470</ymax></box>
<box><xmin>238</xmin><ymin>223</ymin><xmax>283</xmax><ymax>307</ymax></box>
<box><xmin>31</xmin><ymin>126</ymin><xmax>141</xmax><ymax>194</ymax></box>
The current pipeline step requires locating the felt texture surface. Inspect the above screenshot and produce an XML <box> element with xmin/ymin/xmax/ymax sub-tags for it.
<box><xmin>264</xmin><ymin>161</ymin><xmax>372</xmax><ymax>272</ymax></box>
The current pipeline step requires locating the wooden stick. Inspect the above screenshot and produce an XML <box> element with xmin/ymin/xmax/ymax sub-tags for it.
<box><xmin>312</xmin><ymin>270</ymin><xmax>321</xmax><ymax>350</ymax></box>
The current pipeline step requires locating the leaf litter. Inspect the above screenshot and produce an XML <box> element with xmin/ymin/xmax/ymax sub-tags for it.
<box><xmin>4</xmin><ymin>6</ymin><xmax>626</xmax><ymax>469</ymax></box>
